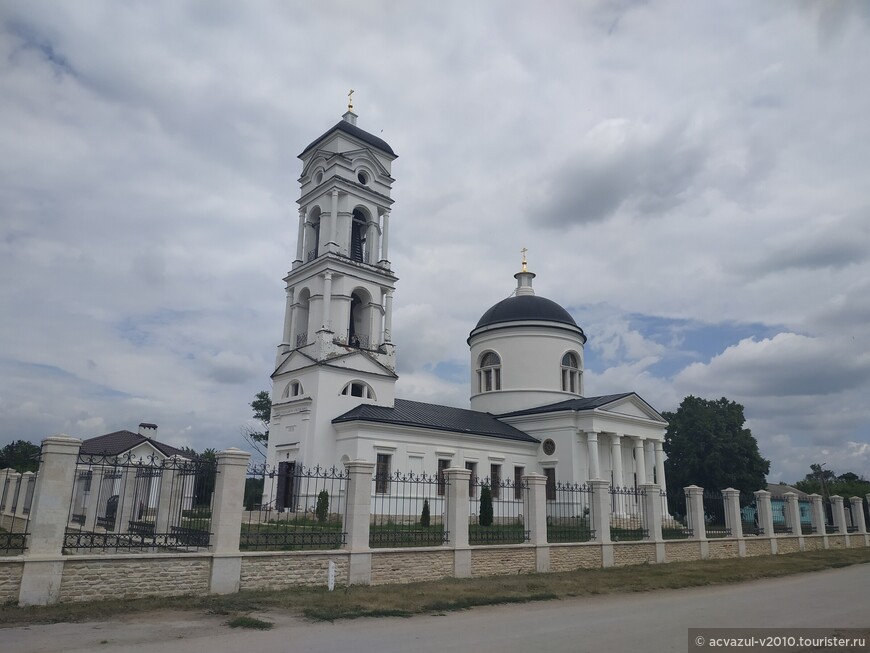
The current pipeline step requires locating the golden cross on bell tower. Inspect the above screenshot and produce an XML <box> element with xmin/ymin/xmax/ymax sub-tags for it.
<box><xmin>521</xmin><ymin>247</ymin><xmax>528</xmax><ymax>272</ymax></box>
<box><xmin>347</xmin><ymin>89</ymin><xmax>354</xmax><ymax>111</ymax></box>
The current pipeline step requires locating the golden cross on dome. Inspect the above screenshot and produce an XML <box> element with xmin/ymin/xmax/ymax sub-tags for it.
<box><xmin>521</xmin><ymin>247</ymin><xmax>528</xmax><ymax>272</ymax></box>
<box><xmin>347</xmin><ymin>89</ymin><xmax>354</xmax><ymax>111</ymax></box>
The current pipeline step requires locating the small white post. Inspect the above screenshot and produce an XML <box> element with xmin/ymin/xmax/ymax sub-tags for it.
<box><xmin>328</xmin><ymin>560</ymin><xmax>336</xmax><ymax>591</ymax></box>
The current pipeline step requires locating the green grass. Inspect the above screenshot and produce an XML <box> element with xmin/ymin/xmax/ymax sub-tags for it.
<box><xmin>226</xmin><ymin>615</ymin><xmax>273</xmax><ymax>630</ymax></box>
<box><xmin>1</xmin><ymin>547</ymin><xmax>869</xmax><ymax>627</ymax></box>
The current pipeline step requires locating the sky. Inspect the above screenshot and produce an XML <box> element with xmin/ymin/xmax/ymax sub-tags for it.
<box><xmin>1</xmin><ymin>1</ymin><xmax>869</xmax><ymax>484</ymax></box>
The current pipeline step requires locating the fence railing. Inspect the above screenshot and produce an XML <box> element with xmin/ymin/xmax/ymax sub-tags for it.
<box><xmin>241</xmin><ymin>464</ymin><xmax>348</xmax><ymax>551</ymax></box>
<box><xmin>662</xmin><ymin>489</ymin><xmax>691</xmax><ymax>539</ymax></box>
<box><xmin>547</xmin><ymin>481</ymin><xmax>594</xmax><ymax>543</ymax></box>
<box><xmin>702</xmin><ymin>490</ymin><xmax>730</xmax><ymax>538</ymax></box>
<box><xmin>469</xmin><ymin>475</ymin><xmax>529</xmax><ymax>544</ymax></box>
<box><xmin>370</xmin><ymin>470</ymin><xmax>448</xmax><ymax>548</ymax></box>
<box><xmin>740</xmin><ymin>493</ymin><xmax>760</xmax><ymax>536</ymax></box>
<box><xmin>63</xmin><ymin>452</ymin><xmax>217</xmax><ymax>554</ymax></box>
<box><xmin>0</xmin><ymin>468</ymin><xmax>38</xmax><ymax>555</ymax></box>
<box><xmin>609</xmin><ymin>485</ymin><xmax>648</xmax><ymax>541</ymax></box>
<box><xmin>798</xmin><ymin>498</ymin><xmax>815</xmax><ymax>534</ymax></box>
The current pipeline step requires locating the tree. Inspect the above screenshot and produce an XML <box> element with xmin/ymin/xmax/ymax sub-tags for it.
<box><xmin>794</xmin><ymin>465</ymin><xmax>870</xmax><ymax>500</ymax></box>
<box><xmin>663</xmin><ymin>396</ymin><xmax>770</xmax><ymax>497</ymax></box>
<box><xmin>316</xmin><ymin>490</ymin><xmax>330</xmax><ymax>523</ymax></box>
<box><xmin>0</xmin><ymin>440</ymin><xmax>41</xmax><ymax>472</ymax></box>
<box><xmin>479</xmin><ymin>485</ymin><xmax>493</xmax><ymax>526</ymax></box>
<box><xmin>241</xmin><ymin>390</ymin><xmax>272</xmax><ymax>458</ymax></box>
<box><xmin>420</xmin><ymin>498</ymin><xmax>431</xmax><ymax>527</ymax></box>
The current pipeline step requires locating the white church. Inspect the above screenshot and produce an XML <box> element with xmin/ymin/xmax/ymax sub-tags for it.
<box><xmin>265</xmin><ymin>107</ymin><xmax>668</xmax><ymax>508</ymax></box>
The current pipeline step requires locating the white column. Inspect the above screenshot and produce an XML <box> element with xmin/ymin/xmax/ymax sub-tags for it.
<box><xmin>209</xmin><ymin>448</ymin><xmax>251</xmax><ymax>595</ymax></box>
<box><xmin>589</xmin><ymin>479</ymin><xmax>611</xmax><ymax>544</ymax></box>
<box><xmin>784</xmin><ymin>492</ymin><xmax>802</xmax><ymax>536</ymax></box>
<box><xmin>288</xmin><ymin>295</ymin><xmax>299</xmax><ymax>348</ymax></box>
<box><xmin>282</xmin><ymin>287</ymin><xmax>295</xmax><ymax>346</ymax></box>
<box><xmin>445</xmin><ymin>467</ymin><xmax>472</xmax><ymax>578</ymax></box>
<box><xmin>344</xmin><ymin>460</ymin><xmax>376</xmax><ymax>585</ymax></box>
<box><xmin>654</xmin><ymin>441</ymin><xmax>668</xmax><ymax>513</ymax></box>
<box><xmin>754</xmin><ymin>490</ymin><xmax>775</xmax><ymax>540</ymax></box>
<box><xmin>610</xmin><ymin>434</ymin><xmax>623</xmax><ymax>488</ymax></box>
<box><xmin>523</xmin><ymin>473</ymin><xmax>550</xmax><ymax>572</ymax></box>
<box><xmin>684</xmin><ymin>485</ymin><xmax>706</xmax><ymax>540</ymax></box>
<box><xmin>586</xmin><ymin>431</ymin><xmax>601</xmax><ymax>480</ymax></box>
<box><xmin>809</xmin><ymin>494</ymin><xmax>826</xmax><ymax>536</ymax></box>
<box><xmin>379</xmin><ymin>210</ymin><xmax>390</xmax><ymax>265</ymax></box>
<box><xmin>383</xmin><ymin>290</ymin><xmax>394</xmax><ymax>343</ymax></box>
<box><xmin>295</xmin><ymin>208</ymin><xmax>305</xmax><ymax>264</ymax></box>
<box><xmin>366</xmin><ymin>221</ymin><xmax>377</xmax><ymax>263</ymax></box>
<box><xmin>851</xmin><ymin>497</ymin><xmax>867</xmax><ymax>534</ymax></box>
<box><xmin>633</xmin><ymin>438</ymin><xmax>646</xmax><ymax>485</ymax></box>
<box><xmin>369</xmin><ymin>301</ymin><xmax>381</xmax><ymax>348</ymax></box>
<box><xmin>321</xmin><ymin>271</ymin><xmax>333</xmax><ymax>331</ymax></box>
<box><xmin>154</xmin><ymin>463</ymin><xmax>180</xmax><ymax>535</ymax></box>
<box><xmin>722</xmin><ymin>488</ymin><xmax>744</xmax><ymax>540</ymax></box>
<box><xmin>640</xmin><ymin>483</ymin><xmax>663</xmax><ymax>542</ymax></box>
<box><xmin>644</xmin><ymin>440</ymin><xmax>655</xmax><ymax>485</ymax></box>
<box><xmin>831</xmin><ymin>496</ymin><xmax>848</xmax><ymax>534</ymax></box>
<box><xmin>328</xmin><ymin>190</ymin><xmax>339</xmax><ymax>250</ymax></box>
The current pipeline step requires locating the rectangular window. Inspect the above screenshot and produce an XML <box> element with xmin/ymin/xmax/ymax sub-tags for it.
<box><xmin>375</xmin><ymin>454</ymin><xmax>391</xmax><ymax>494</ymax></box>
<box><xmin>437</xmin><ymin>458</ymin><xmax>450</xmax><ymax>496</ymax></box>
<box><xmin>494</xmin><ymin>368</ymin><xmax>501</xmax><ymax>390</ymax></box>
<box><xmin>466</xmin><ymin>462</ymin><xmax>477</xmax><ymax>498</ymax></box>
<box><xmin>491</xmin><ymin>464</ymin><xmax>501</xmax><ymax>499</ymax></box>
<box><xmin>484</xmin><ymin>370</ymin><xmax>492</xmax><ymax>392</ymax></box>
<box><xmin>545</xmin><ymin>468</ymin><xmax>556</xmax><ymax>501</ymax></box>
<box><xmin>514</xmin><ymin>466</ymin><xmax>524</xmax><ymax>500</ymax></box>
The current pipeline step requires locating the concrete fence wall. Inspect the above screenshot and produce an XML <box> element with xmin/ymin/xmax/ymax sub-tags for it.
<box><xmin>1</xmin><ymin>436</ymin><xmax>868</xmax><ymax>606</ymax></box>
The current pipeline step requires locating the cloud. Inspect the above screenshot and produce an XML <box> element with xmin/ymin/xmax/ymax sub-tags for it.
<box><xmin>535</xmin><ymin>118</ymin><xmax>708</xmax><ymax>226</ymax></box>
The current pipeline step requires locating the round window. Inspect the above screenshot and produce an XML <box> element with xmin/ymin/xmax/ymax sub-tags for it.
<box><xmin>543</xmin><ymin>439</ymin><xmax>556</xmax><ymax>456</ymax></box>
<box><xmin>357</xmin><ymin>171</ymin><xmax>369</xmax><ymax>185</ymax></box>
<box><xmin>314</xmin><ymin>171</ymin><xmax>323</xmax><ymax>184</ymax></box>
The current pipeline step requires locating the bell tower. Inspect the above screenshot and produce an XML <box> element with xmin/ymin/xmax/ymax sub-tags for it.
<box><xmin>266</xmin><ymin>102</ymin><xmax>399</xmax><ymax>470</ymax></box>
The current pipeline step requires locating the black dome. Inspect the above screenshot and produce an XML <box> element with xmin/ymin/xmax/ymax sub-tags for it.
<box><xmin>474</xmin><ymin>295</ymin><xmax>580</xmax><ymax>330</ymax></box>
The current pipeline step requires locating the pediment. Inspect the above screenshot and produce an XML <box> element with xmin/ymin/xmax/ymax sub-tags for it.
<box><xmin>321</xmin><ymin>350</ymin><xmax>397</xmax><ymax>377</ymax></box>
<box><xmin>272</xmin><ymin>349</ymin><xmax>317</xmax><ymax>377</ymax></box>
<box><xmin>599</xmin><ymin>393</ymin><xmax>666</xmax><ymax>423</ymax></box>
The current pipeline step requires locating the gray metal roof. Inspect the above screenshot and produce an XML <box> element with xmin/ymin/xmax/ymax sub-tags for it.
<box><xmin>300</xmin><ymin>119</ymin><xmax>396</xmax><ymax>157</ymax></box>
<box><xmin>80</xmin><ymin>430</ymin><xmax>190</xmax><ymax>459</ymax></box>
<box><xmin>333</xmin><ymin>399</ymin><xmax>539</xmax><ymax>443</ymax></box>
<box><xmin>496</xmin><ymin>393</ymin><xmax>637</xmax><ymax>418</ymax></box>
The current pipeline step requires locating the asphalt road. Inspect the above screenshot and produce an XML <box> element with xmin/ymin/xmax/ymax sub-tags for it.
<box><xmin>6</xmin><ymin>564</ymin><xmax>870</xmax><ymax>653</ymax></box>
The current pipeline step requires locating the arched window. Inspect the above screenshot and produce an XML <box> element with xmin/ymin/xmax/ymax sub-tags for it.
<box><xmin>561</xmin><ymin>351</ymin><xmax>580</xmax><ymax>393</ymax></box>
<box><xmin>340</xmin><ymin>380</ymin><xmax>376</xmax><ymax>400</ymax></box>
<box><xmin>478</xmin><ymin>351</ymin><xmax>502</xmax><ymax>393</ymax></box>
<box><xmin>295</xmin><ymin>288</ymin><xmax>311</xmax><ymax>348</ymax></box>
<box><xmin>282</xmin><ymin>380</ymin><xmax>303</xmax><ymax>399</ymax></box>
<box><xmin>351</xmin><ymin>209</ymin><xmax>367</xmax><ymax>262</ymax></box>
<box><xmin>348</xmin><ymin>288</ymin><xmax>374</xmax><ymax>349</ymax></box>
<box><xmin>305</xmin><ymin>207</ymin><xmax>321</xmax><ymax>262</ymax></box>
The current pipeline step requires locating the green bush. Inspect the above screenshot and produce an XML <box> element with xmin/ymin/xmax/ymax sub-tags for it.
<box><xmin>315</xmin><ymin>489</ymin><xmax>329</xmax><ymax>523</ymax></box>
<box><xmin>420</xmin><ymin>499</ymin><xmax>431</xmax><ymax>527</ymax></box>
<box><xmin>479</xmin><ymin>485</ymin><xmax>493</xmax><ymax>526</ymax></box>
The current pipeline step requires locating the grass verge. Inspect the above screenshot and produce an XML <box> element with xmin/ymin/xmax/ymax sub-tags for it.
<box><xmin>226</xmin><ymin>615</ymin><xmax>273</xmax><ymax>630</ymax></box>
<box><xmin>1</xmin><ymin>547</ymin><xmax>869</xmax><ymax>627</ymax></box>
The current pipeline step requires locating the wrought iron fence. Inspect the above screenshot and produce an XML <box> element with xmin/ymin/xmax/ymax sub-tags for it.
<box><xmin>662</xmin><ymin>489</ymin><xmax>692</xmax><ymax>539</ymax></box>
<box><xmin>370</xmin><ymin>470</ymin><xmax>448</xmax><ymax>547</ymax></box>
<box><xmin>63</xmin><ymin>452</ymin><xmax>216</xmax><ymax>553</ymax></box>
<box><xmin>242</xmin><ymin>463</ymin><xmax>347</xmax><ymax>551</ymax></box>
<box><xmin>0</xmin><ymin>468</ymin><xmax>38</xmax><ymax>555</ymax></box>
<box><xmin>469</xmin><ymin>475</ymin><xmax>528</xmax><ymax>544</ymax></box>
<box><xmin>740</xmin><ymin>492</ymin><xmax>760</xmax><ymax>535</ymax></box>
<box><xmin>845</xmin><ymin>501</ymin><xmax>858</xmax><ymax>533</ymax></box>
<box><xmin>547</xmin><ymin>481</ymin><xmax>594</xmax><ymax>543</ymax></box>
<box><xmin>702</xmin><ymin>490</ymin><xmax>730</xmax><ymax>538</ymax></box>
<box><xmin>609</xmin><ymin>485</ymin><xmax>648</xmax><ymax>541</ymax></box>
<box><xmin>798</xmin><ymin>498</ymin><xmax>815</xmax><ymax>534</ymax></box>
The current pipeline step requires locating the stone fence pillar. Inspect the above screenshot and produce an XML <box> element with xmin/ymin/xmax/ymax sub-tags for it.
<box><xmin>640</xmin><ymin>484</ymin><xmax>663</xmax><ymax>542</ymax></box>
<box><xmin>721</xmin><ymin>488</ymin><xmax>744</xmax><ymax>540</ymax></box>
<box><xmin>589</xmin><ymin>479</ymin><xmax>611</xmax><ymax>544</ymax></box>
<box><xmin>445</xmin><ymin>467</ymin><xmax>471</xmax><ymax>577</ymax></box>
<box><xmin>754</xmin><ymin>490</ymin><xmax>775</xmax><ymax>544</ymax></box>
<box><xmin>831</xmin><ymin>496</ymin><xmax>847</xmax><ymax>535</ymax></box>
<box><xmin>783</xmin><ymin>492</ymin><xmax>803</xmax><ymax>537</ymax></box>
<box><xmin>209</xmin><ymin>448</ymin><xmax>251</xmax><ymax>595</ymax></box>
<box><xmin>19</xmin><ymin>435</ymin><xmax>81</xmax><ymax>607</ymax></box>
<box><xmin>849</xmin><ymin>497</ymin><xmax>866</xmax><ymax>534</ymax></box>
<box><xmin>524</xmin><ymin>473</ymin><xmax>549</xmax><ymax>572</ymax></box>
<box><xmin>685</xmin><ymin>485</ymin><xmax>706</xmax><ymax>540</ymax></box>
<box><xmin>0</xmin><ymin>468</ymin><xmax>13</xmax><ymax>513</ymax></box>
<box><xmin>809</xmin><ymin>493</ymin><xmax>826</xmax><ymax>537</ymax></box>
<box><xmin>343</xmin><ymin>460</ymin><xmax>375</xmax><ymax>585</ymax></box>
